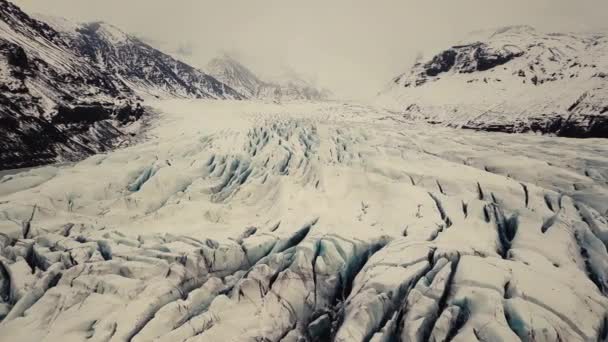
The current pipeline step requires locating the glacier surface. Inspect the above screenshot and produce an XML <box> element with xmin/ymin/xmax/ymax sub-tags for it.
<box><xmin>0</xmin><ymin>100</ymin><xmax>607</xmax><ymax>341</ymax></box>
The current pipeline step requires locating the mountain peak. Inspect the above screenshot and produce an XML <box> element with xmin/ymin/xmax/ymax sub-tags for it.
<box><xmin>459</xmin><ymin>25</ymin><xmax>537</xmax><ymax>45</ymax></box>
<box><xmin>206</xmin><ymin>54</ymin><xmax>264</xmax><ymax>98</ymax></box>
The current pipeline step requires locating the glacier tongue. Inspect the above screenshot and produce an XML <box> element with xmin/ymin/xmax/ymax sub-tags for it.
<box><xmin>0</xmin><ymin>100</ymin><xmax>608</xmax><ymax>341</ymax></box>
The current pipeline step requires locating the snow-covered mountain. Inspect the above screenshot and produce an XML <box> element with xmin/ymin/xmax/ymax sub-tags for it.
<box><xmin>59</xmin><ymin>22</ymin><xmax>243</xmax><ymax>100</ymax></box>
<box><xmin>207</xmin><ymin>54</ymin><xmax>332</xmax><ymax>101</ymax></box>
<box><xmin>206</xmin><ymin>54</ymin><xmax>265</xmax><ymax>98</ymax></box>
<box><xmin>378</xmin><ymin>26</ymin><xmax>608</xmax><ymax>137</ymax></box>
<box><xmin>0</xmin><ymin>0</ymin><xmax>144</xmax><ymax>169</ymax></box>
<box><xmin>0</xmin><ymin>0</ymin><xmax>240</xmax><ymax>170</ymax></box>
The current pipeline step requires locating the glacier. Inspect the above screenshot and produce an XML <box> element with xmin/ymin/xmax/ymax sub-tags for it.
<box><xmin>0</xmin><ymin>99</ymin><xmax>607</xmax><ymax>341</ymax></box>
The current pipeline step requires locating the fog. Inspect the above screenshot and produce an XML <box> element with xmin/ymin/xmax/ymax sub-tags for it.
<box><xmin>12</xmin><ymin>0</ymin><xmax>608</xmax><ymax>100</ymax></box>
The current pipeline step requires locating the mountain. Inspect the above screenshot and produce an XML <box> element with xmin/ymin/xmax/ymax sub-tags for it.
<box><xmin>55</xmin><ymin>21</ymin><xmax>243</xmax><ymax>100</ymax></box>
<box><xmin>206</xmin><ymin>54</ymin><xmax>265</xmax><ymax>98</ymax></box>
<box><xmin>0</xmin><ymin>0</ymin><xmax>240</xmax><ymax>170</ymax></box>
<box><xmin>0</xmin><ymin>0</ymin><xmax>143</xmax><ymax>169</ymax></box>
<box><xmin>207</xmin><ymin>54</ymin><xmax>332</xmax><ymax>101</ymax></box>
<box><xmin>378</xmin><ymin>26</ymin><xmax>608</xmax><ymax>137</ymax></box>
<box><xmin>262</xmin><ymin>67</ymin><xmax>333</xmax><ymax>101</ymax></box>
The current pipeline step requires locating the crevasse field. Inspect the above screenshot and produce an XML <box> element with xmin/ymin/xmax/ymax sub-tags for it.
<box><xmin>1</xmin><ymin>99</ymin><xmax>608</xmax><ymax>341</ymax></box>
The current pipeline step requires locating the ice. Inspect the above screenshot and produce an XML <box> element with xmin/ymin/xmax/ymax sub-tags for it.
<box><xmin>0</xmin><ymin>100</ymin><xmax>607</xmax><ymax>341</ymax></box>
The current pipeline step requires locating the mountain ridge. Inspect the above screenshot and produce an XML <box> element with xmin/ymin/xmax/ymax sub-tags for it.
<box><xmin>378</xmin><ymin>25</ymin><xmax>608</xmax><ymax>137</ymax></box>
<box><xmin>206</xmin><ymin>54</ymin><xmax>332</xmax><ymax>102</ymax></box>
<box><xmin>0</xmin><ymin>0</ymin><xmax>242</xmax><ymax>170</ymax></box>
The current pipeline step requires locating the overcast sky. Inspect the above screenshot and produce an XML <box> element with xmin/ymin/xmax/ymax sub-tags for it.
<box><xmin>12</xmin><ymin>0</ymin><xmax>608</xmax><ymax>100</ymax></box>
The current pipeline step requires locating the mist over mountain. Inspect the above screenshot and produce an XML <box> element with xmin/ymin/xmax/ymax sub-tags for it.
<box><xmin>207</xmin><ymin>54</ymin><xmax>331</xmax><ymax>101</ymax></box>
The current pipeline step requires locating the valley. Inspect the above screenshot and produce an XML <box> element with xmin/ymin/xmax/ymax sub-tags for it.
<box><xmin>1</xmin><ymin>99</ymin><xmax>607</xmax><ymax>341</ymax></box>
<box><xmin>1</xmin><ymin>0</ymin><xmax>608</xmax><ymax>341</ymax></box>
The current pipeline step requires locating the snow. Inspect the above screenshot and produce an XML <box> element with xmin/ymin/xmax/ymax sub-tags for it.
<box><xmin>377</xmin><ymin>26</ymin><xmax>608</xmax><ymax>136</ymax></box>
<box><xmin>0</xmin><ymin>99</ymin><xmax>607</xmax><ymax>341</ymax></box>
<box><xmin>93</xmin><ymin>22</ymin><xmax>129</xmax><ymax>45</ymax></box>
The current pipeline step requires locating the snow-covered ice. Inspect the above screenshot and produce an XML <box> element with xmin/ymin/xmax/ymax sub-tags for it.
<box><xmin>0</xmin><ymin>99</ymin><xmax>607</xmax><ymax>341</ymax></box>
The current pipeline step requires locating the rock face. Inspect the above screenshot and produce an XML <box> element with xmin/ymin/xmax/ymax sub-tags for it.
<box><xmin>421</xmin><ymin>42</ymin><xmax>524</xmax><ymax>78</ymax></box>
<box><xmin>207</xmin><ymin>54</ymin><xmax>332</xmax><ymax>101</ymax></box>
<box><xmin>0</xmin><ymin>0</ymin><xmax>240</xmax><ymax>170</ymax></box>
<box><xmin>378</xmin><ymin>25</ymin><xmax>608</xmax><ymax>137</ymax></box>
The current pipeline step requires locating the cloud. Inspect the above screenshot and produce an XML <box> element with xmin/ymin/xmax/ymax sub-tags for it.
<box><xmin>175</xmin><ymin>44</ymin><xmax>194</xmax><ymax>57</ymax></box>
